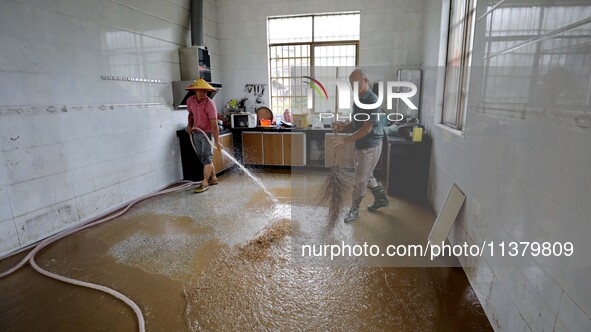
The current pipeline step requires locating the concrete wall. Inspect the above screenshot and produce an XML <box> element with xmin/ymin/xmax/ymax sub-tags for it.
<box><xmin>421</xmin><ymin>0</ymin><xmax>591</xmax><ymax>331</ymax></box>
<box><xmin>215</xmin><ymin>0</ymin><xmax>425</xmax><ymax>106</ymax></box>
<box><xmin>0</xmin><ymin>0</ymin><xmax>218</xmax><ymax>256</ymax></box>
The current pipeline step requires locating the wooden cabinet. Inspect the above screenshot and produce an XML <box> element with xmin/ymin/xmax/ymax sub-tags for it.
<box><xmin>324</xmin><ymin>133</ymin><xmax>355</xmax><ymax>168</ymax></box>
<box><xmin>212</xmin><ymin>141</ymin><xmax>224</xmax><ymax>174</ymax></box>
<box><xmin>283</xmin><ymin>132</ymin><xmax>306</xmax><ymax>166</ymax></box>
<box><xmin>220</xmin><ymin>133</ymin><xmax>234</xmax><ymax>170</ymax></box>
<box><xmin>213</xmin><ymin>133</ymin><xmax>234</xmax><ymax>174</ymax></box>
<box><xmin>241</xmin><ymin>131</ymin><xmax>306</xmax><ymax>166</ymax></box>
<box><xmin>242</xmin><ymin>132</ymin><xmax>263</xmax><ymax>165</ymax></box>
<box><xmin>263</xmin><ymin>133</ymin><xmax>283</xmax><ymax>165</ymax></box>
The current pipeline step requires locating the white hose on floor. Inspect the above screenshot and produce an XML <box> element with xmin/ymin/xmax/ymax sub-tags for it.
<box><xmin>0</xmin><ymin>159</ymin><xmax>203</xmax><ymax>332</ymax></box>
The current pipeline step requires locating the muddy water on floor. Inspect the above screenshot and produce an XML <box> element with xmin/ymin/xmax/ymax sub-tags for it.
<box><xmin>0</xmin><ymin>172</ymin><xmax>492</xmax><ymax>331</ymax></box>
<box><xmin>187</xmin><ymin>221</ymin><xmax>439</xmax><ymax>331</ymax></box>
<box><xmin>0</xmin><ymin>214</ymin><xmax>226</xmax><ymax>332</ymax></box>
<box><xmin>186</xmin><ymin>219</ymin><xmax>491</xmax><ymax>331</ymax></box>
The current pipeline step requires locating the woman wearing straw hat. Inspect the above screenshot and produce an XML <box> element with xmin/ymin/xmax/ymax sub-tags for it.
<box><xmin>186</xmin><ymin>78</ymin><xmax>223</xmax><ymax>193</ymax></box>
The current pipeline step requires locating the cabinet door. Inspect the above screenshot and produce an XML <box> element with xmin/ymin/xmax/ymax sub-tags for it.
<box><xmin>221</xmin><ymin>133</ymin><xmax>234</xmax><ymax>170</ymax></box>
<box><xmin>263</xmin><ymin>132</ymin><xmax>283</xmax><ymax>165</ymax></box>
<box><xmin>325</xmin><ymin>133</ymin><xmax>354</xmax><ymax>168</ymax></box>
<box><xmin>242</xmin><ymin>132</ymin><xmax>263</xmax><ymax>165</ymax></box>
<box><xmin>283</xmin><ymin>132</ymin><xmax>306</xmax><ymax>166</ymax></box>
<box><xmin>212</xmin><ymin>143</ymin><xmax>223</xmax><ymax>173</ymax></box>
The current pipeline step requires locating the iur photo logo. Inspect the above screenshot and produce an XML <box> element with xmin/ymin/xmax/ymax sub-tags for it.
<box><xmin>305</xmin><ymin>76</ymin><xmax>418</xmax><ymax>112</ymax></box>
<box><xmin>303</xmin><ymin>76</ymin><xmax>329</xmax><ymax>101</ymax></box>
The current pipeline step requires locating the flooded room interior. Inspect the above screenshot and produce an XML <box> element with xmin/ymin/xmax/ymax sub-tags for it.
<box><xmin>1</xmin><ymin>0</ymin><xmax>590</xmax><ymax>331</ymax></box>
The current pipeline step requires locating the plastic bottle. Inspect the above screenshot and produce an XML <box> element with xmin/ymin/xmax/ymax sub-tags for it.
<box><xmin>283</xmin><ymin>108</ymin><xmax>292</xmax><ymax>123</ymax></box>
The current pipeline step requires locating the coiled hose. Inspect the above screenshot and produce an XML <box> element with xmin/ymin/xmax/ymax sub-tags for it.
<box><xmin>0</xmin><ymin>127</ymin><xmax>220</xmax><ymax>332</ymax></box>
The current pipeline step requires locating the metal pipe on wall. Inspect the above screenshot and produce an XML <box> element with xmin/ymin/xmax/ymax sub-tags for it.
<box><xmin>190</xmin><ymin>0</ymin><xmax>204</xmax><ymax>46</ymax></box>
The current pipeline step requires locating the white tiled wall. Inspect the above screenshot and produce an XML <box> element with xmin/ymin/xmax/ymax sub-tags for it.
<box><xmin>0</xmin><ymin>0</ymin><xmax>220</xmax><ymax>256</ymax></box>
<box><xmin>215</xmin><ymin>0</ymin><xmax>425</xmax><ymax>106</ymax></box>
<box><xmin>421</xmin><ymin>0</ymin><xmax>591</xmax><ymax>331</ymax></box>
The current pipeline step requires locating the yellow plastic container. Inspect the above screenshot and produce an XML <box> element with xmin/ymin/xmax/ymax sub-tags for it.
<box><xmin>412</xmin><ymin>127</ymin><xmax>423</xmax><ymax>142</ymax></box>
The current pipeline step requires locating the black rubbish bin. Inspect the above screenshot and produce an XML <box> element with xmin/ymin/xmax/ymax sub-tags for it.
<box><xmin>176</xmin><ymin>129</ymin><xmax>204</xmax><ymax>181</ymax></box>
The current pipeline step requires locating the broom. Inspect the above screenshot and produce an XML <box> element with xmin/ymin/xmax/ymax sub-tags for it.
<box><xmin>317</xmin><ymin>67</ymin><xmax>352</xmax><ymax>228</ymax></box>
<box><xmin>317</xmin><ymin>142</ymin><xmax>351</xmax><ymax>228</ymax></box>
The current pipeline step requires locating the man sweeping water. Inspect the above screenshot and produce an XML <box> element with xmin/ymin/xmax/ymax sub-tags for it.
<box><xmin>331</xmin><ymin>69</ymin><xmax>389</xmax><ymax>222</ymax></box>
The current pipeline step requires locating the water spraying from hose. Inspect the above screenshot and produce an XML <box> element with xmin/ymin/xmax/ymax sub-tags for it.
<box><xmin>189</xmin><ymin>127</ymin><xmax>279</xmax><ymax>206</ymax></box>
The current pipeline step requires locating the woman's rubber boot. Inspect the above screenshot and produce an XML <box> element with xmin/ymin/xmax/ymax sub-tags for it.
<box><xmin>367</xmin><ymin>185</ymin><xmax>389</xmax><ymax>212</ymax></box>
<box><xmin>344</xmin><ymin>198</ymin><xmax>362</xmax><ymax>223</ymax></box>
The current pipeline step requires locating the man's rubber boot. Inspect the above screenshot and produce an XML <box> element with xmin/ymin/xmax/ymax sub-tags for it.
<box><xmin>344</xmin><ymin>198</ymin><xmax>362</xmax><ymax>223</ymax></box>
<box><xmin>367</xmin><ymin>185</ymin><xmax>389</xmax><ymax>212</ymax></box>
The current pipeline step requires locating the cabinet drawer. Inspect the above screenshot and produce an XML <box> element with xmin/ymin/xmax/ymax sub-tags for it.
<box><xmin>283</xmin><ymin>132</ymin><xmax>306</xmax><ymax>166</ymax></box>
<box><xmin>263</xmin><ymin>133</ymin><xmax>283</xmax><ymax>165</ymax></box>
<box><xmin>242</xmin><ymin>132</ymin><xmax>263</xmax><ymax>165</ymax></box>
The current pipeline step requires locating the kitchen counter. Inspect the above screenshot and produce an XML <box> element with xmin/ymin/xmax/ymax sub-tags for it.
<box><xmin>231</xmin><ymin>127</ymin><xmax>333</xmax><ymax>133</ymax></box>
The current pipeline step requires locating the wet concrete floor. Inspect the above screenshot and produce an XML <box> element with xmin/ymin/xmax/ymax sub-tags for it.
<box><xmin>0</xmin><ymin>170</ymin><xmax>492</xmax><ymax>331</ymax></box>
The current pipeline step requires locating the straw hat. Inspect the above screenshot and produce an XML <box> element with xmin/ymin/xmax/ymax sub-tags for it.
<box><xmin>185</xmin><ymin>78</ymin><xmax>216</xmax><ymax>91</ymax></box>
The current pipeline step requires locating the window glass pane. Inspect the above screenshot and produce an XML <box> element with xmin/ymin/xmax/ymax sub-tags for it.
<box><xmin>442</xmin><ymin>0</ymin><xmax>475</xmax><ymax>130</ymax></box>
<box><xmin>447</xmin><ymin>0</ymin><xmax>466</xmax><ymax>66</ymax></box>
<box><xmin>312</xmin><ymin>45</ymin><xmax>357</xmax><ymax>113</ymax></box>
<box><xmin>268</xmin><ymin>16</ymin><xmax>312</xmax><ymax>43</ymax></box>
<box><xmin>314</xmin><ymin>13</ymin><xmax>360</xmax><ymax>41</ymax></box>
<box><xmin>269</xmin><ymin>44</ymin><xmax>311</xmax><ymax>113</ymax></box>
<box><xmin>443</xmin><ymin>66</ymin><xmax>461</xmax><ymax>126</ymax></box>
<box><xmin>313</xmin><ymin>45</ymin><xmax>356</xmax><ymax>67</ymax></box>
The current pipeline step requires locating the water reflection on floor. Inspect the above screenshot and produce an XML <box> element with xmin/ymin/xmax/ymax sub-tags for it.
<box><xmin>0</xmin><ymin>170</ymin><xmax>492</xmax><ymax>331</ymax></box>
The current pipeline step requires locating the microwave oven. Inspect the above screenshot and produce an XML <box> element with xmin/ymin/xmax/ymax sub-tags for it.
<box><xmin>230</xmin><ymin>113</ymin><xmax>257</xmax><ymax>128</ymax></box>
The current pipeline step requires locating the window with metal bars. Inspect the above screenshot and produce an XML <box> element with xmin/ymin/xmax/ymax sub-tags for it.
<box><xmin>480</xmin><ymin>4</ymin><xmax>591</xmax><ymax>107</ymax></box>
<box><xmin>267</xmin><ymin>13</ymin><xmax>360</xmax><ymax>114</ymax></box>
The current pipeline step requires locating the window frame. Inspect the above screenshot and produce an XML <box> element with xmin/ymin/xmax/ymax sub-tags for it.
<box><xmin>441</xmin><ymin>0</ymin><xmax>478</xmax><ymax>131</ymax></box>
<box><xmin>267</xmin><ymin>13</ymin><xmax>360</xmax><ymax>114</ymax></box>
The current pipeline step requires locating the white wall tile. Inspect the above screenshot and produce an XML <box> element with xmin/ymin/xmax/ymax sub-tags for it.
<box><xmin>13</xmin><ymin>199</ymin><xmax>79</xmax><ymax>247</ymax></box>
<box><xmin>0</xmin><ymin>218</ymin><xmax>19</xmax><ymax>256</ymax></box>
<box><xmin>7</xmin><ymin>172</ymin><xmax>77</xmax><ymax>218</ymax></box>
<box><xmin>75</xmin><ymin>184</ymin><xmax>123</xmax><ymax>220</ymax></box>
<box><xmin>151</xmin><ymin>163</ymin><xmax>182</xmax><ymax>189</ymax></box>
<box><xmin>557</xmin><ymin>293</ymin><xmax>591</xmax><ymax>332</ymax></box>
<box><xmin>0</xmin><ymin>186</ymin><xmax>14</xmax><ymax>222</ymax></box>
<box><xmin>486</xmin><ymin>275</ymin><xmax>530</xmax><ymax>332</ymax></box>
<box><xmin>120</xmin><ymin>175</ymin><xmax>154</xmax><ymax>202</ymax></box>
<box><xmin>564</xmin><ymin>215</ymin><xmax>591</xmax><ymax>318</ymax></box>
<box><xmin>3</xmin><ymin>144</ymin><xmax>68</xmax><ymax>184</ymax></box>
